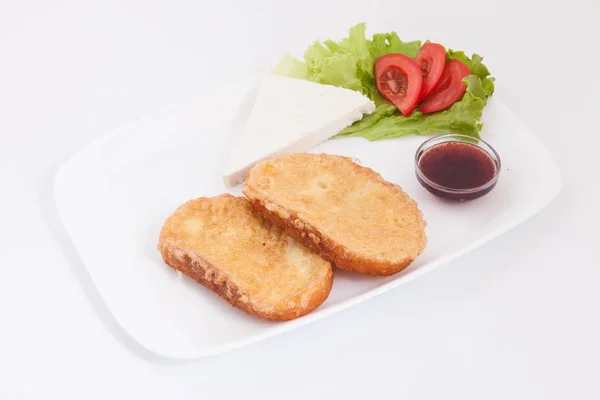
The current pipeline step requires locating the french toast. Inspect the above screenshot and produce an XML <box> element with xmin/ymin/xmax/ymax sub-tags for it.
<box><xmin>243</xmin><ymin>153</ymin><xmax>427</xmax><ymax>276</ymax></box>
<box><xmin>158</xmin><ymin>194</ymin><xmax>333</xmax><ymax>321</ymax></box>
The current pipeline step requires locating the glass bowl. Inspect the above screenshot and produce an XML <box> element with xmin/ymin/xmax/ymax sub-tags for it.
<box><xmin>414</xmin><ymin>133</ymin><xmax>501</xmax><ymax>201</ymax></box>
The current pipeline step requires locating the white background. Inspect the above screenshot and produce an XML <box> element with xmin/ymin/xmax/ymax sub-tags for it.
<box><xmin>1</xmin><ymin>0</ymin><xmax>599</xmax><ymax>399</ymax></box>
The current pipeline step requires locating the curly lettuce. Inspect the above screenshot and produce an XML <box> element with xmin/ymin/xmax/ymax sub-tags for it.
<box><xmin>275</xmin><ymin>23</ymin><xmax>495</xmax><ymax>140</ymax></box>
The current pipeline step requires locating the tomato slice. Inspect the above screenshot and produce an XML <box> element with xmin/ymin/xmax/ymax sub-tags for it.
<box><xmin>419</xmin><ymin>59</ymin><xmax>470</xmax><ymax>114</ymax></box>
<box><xmin>414</xmin><ymin>43</ymin><xmax>446</xmax><ymax>102</ymax></box>
<box><xmin>374</xmin><ymin>54</ymin><xmax>422</xmax><ymax>116</ymax></box>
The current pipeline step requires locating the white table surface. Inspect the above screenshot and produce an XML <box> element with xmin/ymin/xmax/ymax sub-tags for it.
<box><xmin>1</xmin><ymin>1</ymin><xmax>598</xmax><ymax>399</ymax></box>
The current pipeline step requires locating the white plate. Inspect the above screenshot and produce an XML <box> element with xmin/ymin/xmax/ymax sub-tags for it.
<box><xmin>54</xmin><ymin>76</ymin><xmax>561</xmax><ymax>359</ymax></box>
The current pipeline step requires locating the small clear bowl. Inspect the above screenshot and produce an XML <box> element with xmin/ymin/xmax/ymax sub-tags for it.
<box><xmin>414</xmin><ymin>134</ymin><xmax>501</xmax><ymax>201</ymax></box>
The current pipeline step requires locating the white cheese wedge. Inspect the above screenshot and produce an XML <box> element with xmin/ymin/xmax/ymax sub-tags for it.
<box><xmin>222</xmin><ymin>71</ymin><xmax>376</xmax><ymax>187</ymax></box>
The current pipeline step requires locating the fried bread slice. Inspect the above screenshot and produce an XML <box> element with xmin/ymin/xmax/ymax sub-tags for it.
<box><xmin>243</xmin><ymin>153</ymin><xmax>427</xmax><ymax>276</ymax></box>
<box><xmin>158</xmin><ymin>194</ymin><xmax>333</xmax><ymax>321</ymax></box>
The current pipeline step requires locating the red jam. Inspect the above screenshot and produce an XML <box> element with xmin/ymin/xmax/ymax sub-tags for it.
<box><xmin>416</xmin><ymin>141</ymin><xmax>498</xmax><ymax>201</ymax></box>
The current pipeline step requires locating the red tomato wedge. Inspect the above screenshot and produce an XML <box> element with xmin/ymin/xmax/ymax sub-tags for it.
<box><xmin>374</xmin><ymin>54</ymin><xmax>422</xmax><ymax>116</ymax></box>
<box><xmin>420</xmin><ymin>59</ymin><xmax>470</xmax><ymax>114</ymax></box>
<box><xmin>414</xmin><ymin>43</ymin><xmax>446</xmax><ymax>102</ymax></box>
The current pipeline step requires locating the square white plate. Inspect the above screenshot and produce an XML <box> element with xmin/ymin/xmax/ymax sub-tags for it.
<box><xmin>54</xmin><ymin>76</ymin><xmax>561</xmax><ymax>359</ymax></box>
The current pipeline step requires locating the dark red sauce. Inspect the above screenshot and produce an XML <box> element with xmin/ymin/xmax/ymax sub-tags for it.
<box><xmin>417</xmin><ymin>141</ymin><xmax>498</xmax><ymax>201</ymax></box>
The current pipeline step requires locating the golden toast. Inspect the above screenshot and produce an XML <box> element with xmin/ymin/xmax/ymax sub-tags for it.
<box><xmin>158</xmin><ymin>194</ymin><xmax>333</xmax><ymax>321</ymax></box>
<box><xmin>243</xmin><ymin>153</ymin><xmax>427</xmax><ymax>276</ymax></box>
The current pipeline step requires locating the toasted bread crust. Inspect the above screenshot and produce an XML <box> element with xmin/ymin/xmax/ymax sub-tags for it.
<box><xmin>243</xmin><ymin>154</ymin><xmax>427</xmax><ymax>276</ymax></box>
<box><xmin>159</xmin><ymin>241</ymin><xmax>333</xmax><ymax>320</ymax></box>
<box><xmin>158</xmin><ymin>195</ymin><xmax>333</xmax><ymax>321</ymax></box>
<box><xmin>246</xmin><ymin>196</ymin><xmax>415</xmax><ymax>276</ymax></box>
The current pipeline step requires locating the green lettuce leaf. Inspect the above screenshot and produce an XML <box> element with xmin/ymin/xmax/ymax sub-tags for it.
<box><xmin>276</xmin><ymin>23</ymin><xmax>378</xmax><ymax>99</ymax></box>
<box><xmin>274</xmin><ymin>23</ymin><xmax>495</xmax><ymax>141</ymax></box>
<box><xmin>337</xmin><ymin>76</ymin><xmax>489</xmax><ymax>140</ymax></box>
<box><xmin>370</xmin><ymin>32</ymin><xmax>422</xmax><ymax>59</ymax></box>
<box><xmin>447</xmin><ymin>50</ymin><xmax>490</xmax><ymax>79</ymax></box>
<box><xmin>275</xmin><ymin>53</ymin><xmax>308</xmax><ymax>79</ymax></box>
<box><xmin>336</xmin><ymin>103</ymin><xmax>397</xmax><ymax>135</ymax></box>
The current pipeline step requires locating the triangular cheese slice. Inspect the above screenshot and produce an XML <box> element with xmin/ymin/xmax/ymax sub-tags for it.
<box><xmin>222</xmin><ymin>72</ymin><xmax>375</xmax><ymax>187</ymax></box>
